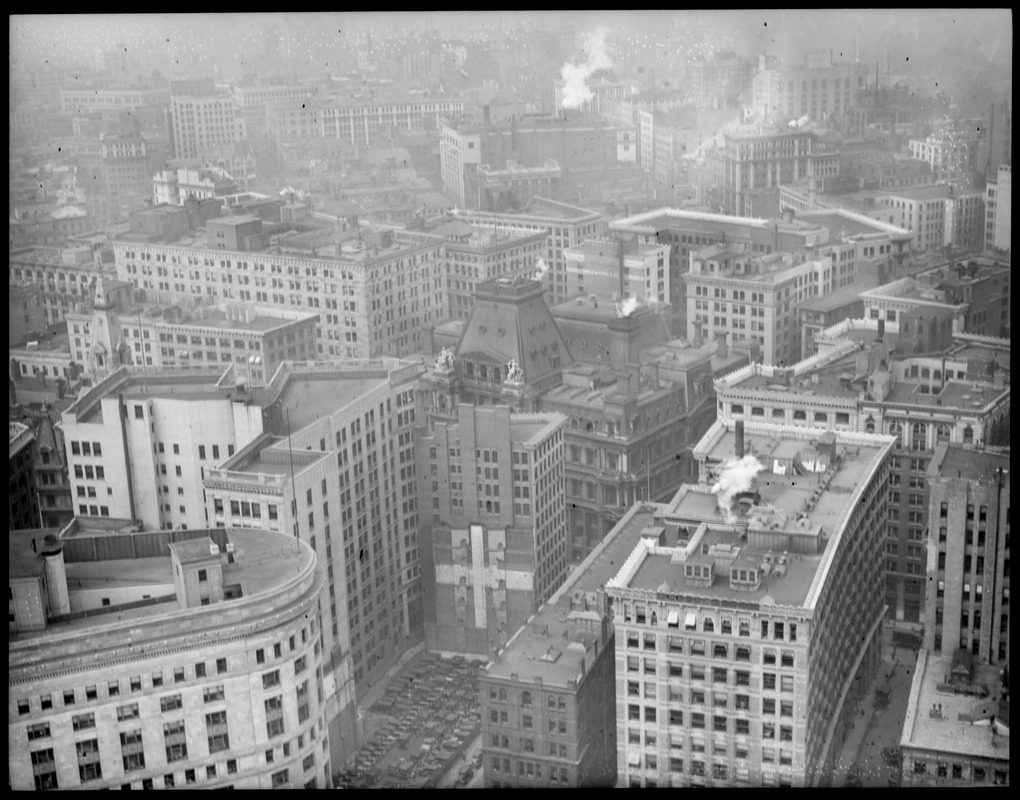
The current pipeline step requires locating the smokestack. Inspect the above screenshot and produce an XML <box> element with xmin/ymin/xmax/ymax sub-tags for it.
<box><xmin>618</xmin><ymin>236</ymin><xmax>626</xmax><ymax>300</ymax></box>
<box><xmin>735</xmin><ymin>420</ymin><xmax>745</xmax><ymax>459</ymax></box>
<box><xmin>877</xmin><ymin>318</ymin><xmax>885</xmax><ymax>342</ymax></box>
<box><xmin>716</xmin><ymin>331</ymin><xmax>728</xmax><ymax>359</ymax></box>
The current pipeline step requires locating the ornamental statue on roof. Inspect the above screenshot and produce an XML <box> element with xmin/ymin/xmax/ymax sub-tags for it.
<box><xmin>435</xmin><ymin>347</ymin><xmax>456</xmax><ymax>373</ymax></box>
<box><xmin>505</xmin><ymin>358</ymin><xmax>524</xmax><ymax>384</ymax></box>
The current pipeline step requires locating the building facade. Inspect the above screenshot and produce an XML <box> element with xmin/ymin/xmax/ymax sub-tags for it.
<box><xmin>171</xmin><ymin>92</ymin><xmax>248</xmax><ymax>162</ymax></box>
<box><xmin>563</xmin><ymin>237</ymin><xmax>670</xmax><ymax>304</ymax></box>
<box><xmin>11</xmin><ymin>422</ymin><xmax>40</xmax><ymax>530</ymax></box>
<box><xmin>983</xmin><ymin>164</ymin><xmax>1011</xmax><ymax>254</ymax></box>
<box><xmin>752</xmin><ymin>53</ymin><xmax>868</xmax><ymax>124</ymax></box>
<box><xmin>9</xmin><ymin>523</ymin><xmax>331</xmax><ymax>790</ymax></box>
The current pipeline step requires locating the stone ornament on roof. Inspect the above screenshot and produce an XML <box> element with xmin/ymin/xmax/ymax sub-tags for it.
<box><xmin>505</xmin><ymin>358</ymin><xmax>524</xmax><ymax>384</ymax></box>
<box><xmin>435</xmin><ymin>347</ymin><xmax>456</xmax><ymax>373</ymax></box>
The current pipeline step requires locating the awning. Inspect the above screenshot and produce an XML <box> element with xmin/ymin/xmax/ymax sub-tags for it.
<box><xmin>628</xmin><ymin>752</ymin><xmax>641</xmax><ymax>767</ymax></box>
<box><xmin>685</xmin><ymin>612</ymin><xmax>697</xmax><ymax>628</ymax></box>
<box><xmin>667</xmin><ymin>610</ymin><xmax>679</xmax><ymax>626</ymax></box>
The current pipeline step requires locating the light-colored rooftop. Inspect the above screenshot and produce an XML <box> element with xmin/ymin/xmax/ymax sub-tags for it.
<box><xmin>883</xmin><ymin>379</ymin><xmax>1007</xmax><ymax>410</ymax></box>
<box><xmin>796</xmin><ymin>284</ymin><xmax>868</xmax><ymax>313</ymax></box>
<box><xmin>901</xmin><ymin>649</ymin><xmax>1009</xmax><ymax>761</ymax></box>
<box><xmin>278</xmin><ymin>372</ymin><xmax>389</xmax><ymax>433</ymax></box>
<box><xmin>124</xmin><ymin>303</ymin><xmax>317</xmax><ymax>334</ymax></box>
<box><xmin>931</xmin><ymin>444</ymin><xmax>1010</xmax><ymax>482</ymax></box>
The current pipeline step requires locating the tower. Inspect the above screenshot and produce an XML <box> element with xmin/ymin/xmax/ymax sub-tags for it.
<box><xmin>87</xmin><ymin>277</ymin><xmax>130</xmax><ymax>381</ymax></box>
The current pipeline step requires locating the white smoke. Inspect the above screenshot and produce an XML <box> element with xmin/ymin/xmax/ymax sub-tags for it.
<box><xmin>787</xmin><ymin>114</ymin><xmax>810</xmax><ymax>129</ymax></box>
<box><xmin>711</xmin><ymin>455</ymin><xmax>765</xmax><ymax>524</ymax></box>
<box><xmin>560</xmin><ymin>28</ymin><xmax>614</xmax><ymax>110</ymax></box>
<box><xmin>534</xmin><ymin>256</ymin><xmax>549</xmax><ymax>280</ymax></box>
<box><xmin>615</xmin><ymin>297</ymin><xmax>640</xmax><ymax>318</ymax></box>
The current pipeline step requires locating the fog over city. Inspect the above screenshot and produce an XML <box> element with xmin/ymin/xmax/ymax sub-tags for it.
<box><xmin>9</xmin><ymin>10</ymin><xmax>1011</xmax><ymax>792</ymax></box>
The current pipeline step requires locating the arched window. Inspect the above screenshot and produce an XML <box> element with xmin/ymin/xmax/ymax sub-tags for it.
<box><xmin>911</xmin><ymin>422</ymin><xmax>927</xmax><ymax>451</ymax></box>
<box><xmin>963</xmin><ymin>425</ymin><xmax>974</xmax><ymax>445</ymax></box>
<box><xmin>731</xmin><ymin>404</ymin><xmax>744</xmax><ymax>415</ymax></box>
<box><xmin>793</xmin><ymin>410</ymin><xmax>807</xmax><ymax>421</ymax></box>
<box><xmin>521</xmin><ymin>691</ymin><xmax>532</xmax><ymax>708</ymax></box>
<box><xmin>936</xmin><ymin>424</ymin><xmax>951</xmax><ymax>443</ymax></box>
<box><xmin>772</xmin><ymin>408</ymin><xmax>785</xmax><ymax>421</ymax></box>
<box><xmin>865</xmin><ymin>417</ymin><xmax>875</xmax><ymax>434</ymax></box>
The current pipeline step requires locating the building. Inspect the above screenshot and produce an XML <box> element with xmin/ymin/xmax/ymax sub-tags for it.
<box><xmin>472</xmin><ymin>160</ymin><xmax>563</xmax><ymax>213</ymax></box>
<box><xmin>417</xmin><ymin>405</ymin><xmax>567</xmax><ymax>658</ymax></box>
<box><xmin>9</xmin><ymin>247</ymin><xmax>115</xmax><ymax>326</ymax></box>
<box><xmin>860</xmin><ymin>257</ymin><xmax>1010</xmax><ymax>338</ymax></box>
<box><xmin>752</xmin><ymin>52</ymin><xmax>868</xmax><ymax>125</ymax></box>
<box><xmin>899</xmin><ymin>649</ymin><xmax>1009</xmax><ymax>786</ymax></box>
<box><xmin>877</xmin><ymin>184</ymin><xmax>986</xmax><ymax>254</ymax></box>
<box><xmin>232</xmin><ymin>79</ymin><xmax>318</xmax><ymax>131</ymax></box>
<box><xmin>563</xmin><ymin>237</ymin><xmax>670</xmax><ymax>304</ymax></box>
<box><xmin>924</xmin><ymin>445</ymin><xmax>1010</xmax><ymax>664</ymax></box>
<box><xmin>9</xmin><ymin>522</ymin><xmax>331</xmax><ymax>790</ymax></box>
<box><xmin>65</xmin><ymin>289</ymin><xmax>319</xmax><ymax>386</ymax></box>
<box><xmin>721</xmin><ymin>127</ymin><xmax>816</xmax><ymax>217</ymax></box>
<box><xmin>796</xmin><ymin>283</ymin><xmax>867</xmax><ymax>359</ymax></box>
<box><xmin>58</xmin><ymin>365</ymin><xmax>265</xmax><ymax>532</ymax></box>
<box><xmin>554</xmin><ymin>76</ymin><xmax>632</xmax><ymax>116</ymax></box>
<box><xmin>984</xmin><ymin>164</ymin><xmax>1010</xmax><ymax>255</ymax></box>
<box><xmin>97</xmin><ymin>132</ymin><xmax>156</xmax><ymax>219</ymax></box>
<box><xmin>111</xmin><ymin>225</ymin><xmax>447</xmax><ymax>360</ymax></box>
<box><xmin>685</xmin><ymin>246</ymin><xmax>837</xmax><ymax>366</ymax></box>
<box><xmin>450</xmin><ymin>198</ymin><xmax>605</xmax><ymax>306</ymax></box>
<box><xmin>202</xmin><ymin>358</ymin><xmax>425</xmax><ymax>765</ymax></box>
<box><xmin>152</xmin><ymin>167</ymin><xmax>240</xmax><ymax>206</ymax></box>
<box><xmin>607</xmin><ymin>418</ymin><xmax>895</xmax><ymax>787</ymax></box>
<box><xmin>478</xmin><ymin>502</ymin><xmax>653</xmax><ymax>788</ymax></box>
<box><xmin>713</xmin><ymin>316</ymin><xmax>1011</xmax><ymax>626</ymax></box>
<box><xmin>690</xmin><ymin>53</ymin><xmax>756</xmax><ymax>110</ymax></box>
<box><xmin>11</xmin><ymin>422</ymin><xmax>40</xmax><ymax>530</ymax></box>
<box><xmin>171</xmin><ymin>90</ymin><xmax>247</xmax><ymax>162</ymax></box>
<box><xmin>909</xmin><ymin>125</ymin><xmax>982</xmax><ymax>185</ymax></box>
<box><xmin>432</xmin><ymin>220</ymin><xmax>549</xmax><ymax>319</ymax></box>
<box><xmin>59</xmin><ymin>86</ymin><xmax>171</xmax><ymax>115</ymax></box>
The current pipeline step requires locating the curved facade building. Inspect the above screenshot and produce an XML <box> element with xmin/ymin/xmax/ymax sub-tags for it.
<box><xmin>9</xmin><ymin>521</ymin><xmax>330</xmax><ymax>790</ymax></box>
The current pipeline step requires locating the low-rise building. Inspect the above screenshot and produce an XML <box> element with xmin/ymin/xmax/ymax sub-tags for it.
<box><xmin>9</xmin><ymin>522</ymin><xmax>331</xmax><ymax>790</ymax></box>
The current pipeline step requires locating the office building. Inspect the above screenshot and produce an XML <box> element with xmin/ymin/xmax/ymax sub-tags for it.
<box><xmin>59</xmin><ymin>86</ymin><xmax>171</xmax><ymax>116</ymax></box>
<box><xmin>553</xmin><ymin>76</ymin><xmax>632</xmax><ymax>116</ymax></box>
<box><xmin>752</xmin><ymin>52</ymin><xmax>869</xmax><ymax>124</ymax></box>
<box><xmin>202</xmin><ymin>358</ymin><xmax>425</xmax><ymax>766</ymax></box>
<box><xmin>111</xmin><ymin>225</ymin><xmax>447</xmax><ymax>360</ymax></box>
<box><xmin>608</xmin><ymin>418</ymin><xmax>895</xmax><ymax>787</ymax></box>
<box><xmin>900</xmin><ymin>649</ymin><xmax>1010</xmax><ymax>786</ymax></box>
<box><xmin>232</xmin><ymin>80</ymin><xmax>318</xmax><ymax>131</ymax></box>
<box><xmin>58</xmin><ymin>365</ymin><xmax>265</xmax><ymax>532</ymax></box>
<box><xmin>9</xmin><ymin>522</ymin><xmax>331</xmax><ymax>790</ymax></box>
<box><xmin>720</xmin><ymin>127</ymin><xmax>816</xmax><ymax>217</ymax></box>
<box><xmin>877</xmin><ymin>184</ymin><xmax>986</xmax><ymax>254</ymax></box>
<box><xmin>713</xmin><ymin>317</ymin><xmax>1010</xmax><ymax>625</ymax></box>
<box><xmin>909</xmin><ymin>126</ymin><xmax>982</xmax><ymax>185</ymax></box>
<box><xmin>11</xmin><ymin>423</ymin><xmax>40</xmax><ymax>530</ymax></box>
<box><xmin>691</xmin><ymin>54</ymin><xmax>756</xmax><ymax>110</ymax></box>
<box><xmin>478</xmin><ymin>503</ymin><xmax>652</xmax><ymax>788</ymax></box>
<box><xmin>796</xmin><ymin>284</ymin><xmax>867</xmax><ymax>359</ymax></box>
<box><xmin>152</xmin><ymin>167</ymin><xmax>240</xmax><ymax>206</ymax></box>
<box><xmin>984</xmin><ymin>165</ymin><xmax>1011</xmax><ymax>255</ymax></box>
<box><xmin>860</xmin><ymin>257</ymin><xmax>1010</xmax><ymax>338</ymax></box>
<box><xmin>472</xmin><ymin>160</ymin><xmax>564</xmax><ymax>213</ymax></box>
<box><xmin>450</xmin><ymin>198</ymin><xmax>605</xmax><ymax>306</ymax></box>
<box><xmin>563</xmin><ymin>237</ymin><xmax>670</xmax><ymax>304</ymax></box>
<box><xmin>9</xmin><ymin>247</ymin><xmax>113</xmax><ymax>326</ymax></box>
<box><xmin>924</xmin><ymin>444</ymin><xmax>1010</xmax><ymax>664</ymax></box>
<box><xmin>171</xmin><ymin>90</ymin><xmax>247</xmax><ymax>162</ymax></box>
<box><xmin>432</xmin><ymin>221</ymin><xmax>548</xmax><ymax>320</ymax></box>
<box><xmin>417</xmin><ymin>404</ymin><xmax>567</xmax><ymax>658</ymax></box>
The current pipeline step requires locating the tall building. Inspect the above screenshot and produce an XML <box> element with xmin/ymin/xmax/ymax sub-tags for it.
<box><xmin>721</xmin><ymin>128</ymin><xmax>816</xmax><ymax>217</ymax></box>
<box><xmin>563</xmin><ymin>237</ymin><xmax>670</xmax><ymax>304</ymax></box>
<box><xmin>690</xmin><ymin>53</ymin><xmax>756</xmax><ymax>110</ymax></box>
<box><xmin>685</xmin><ymin>246</ymin><xmax>836</xmax><ymax>366</ymax></box>
<box><xmin>752</xmin><ymin>52</ymin><xmax>868</xmax><ymax>125</ymax></box>
<box><xmin>450</xmin><ymin>198</ymin><xmax>605</xmax><ymax>306</ymax></box>
<box><xmin>171</xmin><ymin>89</ymin><xmax>247</xmax><ymax>162</ymax></box>
<box><xmin>924</xmin><ymin>444</ymin><xmax>1010</xmax><ymax>664</ymax></box>
<box><xmin>58</xmin><ymin>365</ymin><xmax>265</xmax><ymax>532</ymax></box>
<box><xmin>877</xmin><ymin>184</ymin><xmax>986</xmax><ymax>254</ymax></box>
<box><xmin>607</xmin><ymin>418</ymin><xmax>895</xmax><ymax>787</ymax></box>
<box><xmin>984</xmin><ymin>164</ymin><xmax>1011</xmax><ymax>255</ymax></box>
<box><xmin>9</xmin><ymin>523</ymin><xmax>331</xmax><ymax>790</ymax></box>
<box><xmin>231</xmin><ymin>79</ymin><xmax>318</xmax><ymax>131</ymax></box>
<box><xmin>201</xmin><ymin>357</ymin><xmax>425</xmax><ymax>768</ymax></box>
<box><xmin>417</xmin><ymin>404</ymin><xmax>567</xmax><ymax>658</ymax></box>
<box><xmin>98</xmin><ymin>132</ymin><xmax>155</xmax><ymax>220</ymax></box>
<box><xmin>10</xmin><ymin>422</ymin><xmax>39</xmax><ymax>530</ymax></box>
<box><xmin>713</xmin><ymin>317</ymin><xmax>1011</xmax><ymax>625</ymax></box>
<box><xmin>478</xmin><ymin>501</ymin><xmax>648</xmax><ymax>789</ymax></box>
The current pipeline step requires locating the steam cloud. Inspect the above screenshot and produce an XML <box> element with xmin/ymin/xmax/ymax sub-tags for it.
<box><xmin>616</xmin><ymin>297</ymin><xmax>640</xmax><ymax>318</ymax></box>
<box><xmin>711</xmin><ymin>455</ymin><xmax>765</xmax><ymax>524</ymax></box>
<box><xmin>787</xmin><ymin>114</ymin><xmax>810</xmax><ymax>129</ymax></box>
<box><xmin>560</xmin><ymin>28</ymin><xmax>614</xmax><ymax>110</ymax></box>
<box><xmin>535</xmin><ymin>256</ymin><xmax>549</xmax><ymax>280</ymax></box>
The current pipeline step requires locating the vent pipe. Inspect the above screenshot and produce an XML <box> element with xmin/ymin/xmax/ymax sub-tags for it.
<box><xmin>735</xmin><ymin>420</ymin><xmax>745</xmax><ymax>459</ymax></box>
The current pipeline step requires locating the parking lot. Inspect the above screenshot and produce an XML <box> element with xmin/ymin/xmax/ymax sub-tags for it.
<box><xmin>333</xmin><ymin>651</ymin><xmax>485</xmax><ymax>789</ymax></box>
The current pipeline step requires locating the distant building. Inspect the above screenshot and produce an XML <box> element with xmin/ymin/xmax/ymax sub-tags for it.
<box><xmin>899</xmin><ymin>649</ymin><xmax>1009</xmax><ymax>786</ymax></box>
<box><xmin>553</xmin><ymin>76</ymin><xmax>632</xmax><ymax>116</ymax></box>
<box><xmin>59</xmin><ymin>86</ymin><xmax>171</xmax><ymax>115</ymax></box>
<box><xmin>690</xmin><ymin>53</ymin><xmax>756</xmax><ymax>110</ymax></box>
<box><xmin>153</xmin><ymin>167</ymin><xmax>240</xmax><ymax>206</ymax></box>
<box><xmin>10</xmin><ymin>422</ymin><xmax>39</xmax><ymax>530</ymax></box>
<box><xmin>752</xmin><ymin>52</ymin><xmax>869</xmax><ymax>125</ymax></box>
<box><xmin>983</xmin><ymin>164</ymin><xmax>1010</xmax><ymax>255</ymax></box>
<box><xmin>472</xmin><ymin>160</ymin><xmax>563</xmax><ymax>212</ymax></box>
<box><xmin>909</xmin><ymin>125</ymin><xmax>982</xmax><ymax>185</ymax></box>
<box><xmin>877</xmin><ymin>184</ymin><xmax>985</xmax><ymax>253</ymax></box>
<box><xmin>608</xmin><ymin>418</ymin><xmax>895</xmax><ymax>787</ymax></box>
<box><xmin>563</xmin><ymin>237</ymin><xmax>670</xmax><ymax>304</ymax></box>
<box><xmin>8</xmin><ymin>247</ymin><xmax>112</xmax><ymax>327</ymax></box>
<box><xmin>9</xmin><ymin>523</ymin><xmax>331</xmax><ymax>790</ymax></box>
<box><xmin>720</xmin><ymin>128</ymin><xmax>817</xmax><ymax>217</ymax></box>
<box><xmin>417</xmin><ymin>405</ymin><xmax>567</xmax><ymax>659</ymax></box>
<box><xmin>924</xmin><ymin>445</ymin><xmax>1010</xmax><ymax>664</ymax></box>
<box><xmin>171</xmin><ymin>90</ymin><xmax>247</xmax><ymax>162</ymax></box>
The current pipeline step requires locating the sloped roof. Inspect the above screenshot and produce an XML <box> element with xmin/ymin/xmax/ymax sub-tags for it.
<box><xmin>456</xmin><ymin>278</ymin><xmax>574</xmax><ymax>387</ymax></box>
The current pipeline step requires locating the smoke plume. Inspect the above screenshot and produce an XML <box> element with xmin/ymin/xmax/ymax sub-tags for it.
<box><xmin>535</xmin><ymin>256</ymin><xmax>549</xmax><ymax>280</ymax></box>
<box><xmin>787</xmin><ymin>114</ymin><xmax>810</xmax><ymax>129</ymax></box>
<box><xmin>615</xmin><ymin>297</ymin><xmax>640</xmax><ymax>318</ymax></box>
<box><xmin>560</xmin><ymin>28</ymin><xmax>614</xmax><ymax>110</ymax></box>
<box><xmin>711</xmin><ymin>455</ymin><xmax>765</xmax><ymax>524</ymax></box>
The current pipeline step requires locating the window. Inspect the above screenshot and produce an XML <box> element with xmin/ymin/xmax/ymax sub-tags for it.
<box><xmin>256</xmin><ymin>648</ymin><xmax>266</xmax><ymax>665</ymax></box>
<box><xmin>27</xmin><ymin>722</ymin><xmax>51</xmax><ymax>741</ymax></box>
<box><xmin>120</xmin><ymin>730</ymin><xmax>145</xmax><ymax>772</ymax></box>
<box><xmin>164</xmin><ymin>720</ymin><xmax>188</xmax><ymax>762</ymax></box>
<box><xmin>271</xmin><ymin>769</ymin><xmax>289</xmax><ymax>788</ymax></box>
<box><xmin>63</xmin><ymin>689</ymin><xmax>76</xmax><ymax>706</ymax></box>
<box><xmin>266</xmin><ymin>696</ymin><xmax>285</xmax><ymax>738</ymax></box>
<box><xmin>77</xmin><ymin>739</ymin><xmax>102</xmax><ymax>783</ymax></box>
<box><xmin>31</xmin><ymin>748</ymin><xmax>58</xmax><ymax>790</ymax></box>
<box><xmin>117</xmin><ymin>703</ymin><xmax>140</xmax><ymax>721</ymax></box>
<box><xmin>174</xmin><ymin>667</ymin><xmax>185</xmax><ymax>684</ymax></box>
<box><xmin>195</xmin><ymin>662</ymin><xmax>206</xmax><ymax>678</ymax></box>
<box><xmin>207</xmin><ymin>710</ymin><xmax>230</xmax><ymax>753</ymax></box>
<box><xmin>263</xmin><ymin>670</ymin><xmax>281</xmax><ymax>690</ymax></box>
<box><xmin>160</xmin><ymin>693</ymin><xmax>183</xmax><ymax>712</ymax></box>
<box><xmin>203</xmin><ymin>685</ymin><xmax>225</xmax><ymax>703</ymax></box>
<box><xmin>217</xmin><ymin>657</ymin><xmax>227</xmax><ymax>675</ymax></box>
<box><xmin>72</xmin><ymin>712</ymin><xmax>96</xmax><ymax>731</ymax></box>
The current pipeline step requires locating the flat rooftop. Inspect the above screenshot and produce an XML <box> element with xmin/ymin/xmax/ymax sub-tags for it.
<box><xmin>796</xmin><ymin>284</ymin><xmax>866</xmax><ymax>313</ymax></box>
<box><xmin>881</xmin><ymin>184</ymin><xmax>952</xmax><ymax>201</ymax></box>
<box><xmin>933</xmin><ymin>445</ymin><xmax>1010</xmax><ymax>482</ymax></box>
<box><xmin>278</xmin><ymin>372</ymin><xmax>389</xmax><ymax>432</ymax></box>
<box><xmin>730</xmin><ymin>370</ymin><xmax>861</xmax><ymax>399</ymax></box>
<box><xmin>75</xmin><ymin>376</ymin><xmax>237</xmax><ymax>426</ymax></box>
<box><xmin>883</xmin><ymin>379</ymin><xmax>1006</xmax><ymax>410</ymax></box>
<box><xmin>125</xmin><ymin>304</ymin><xmax>316</xmax><ymax>333</ymax></box>
<box><xmin>10</xmin><ymin>527</ymin><xmax>313</xmax><ymax>641</ymax></box>
<box><xmin>901</xmin><ymin>649</ymin><xmax>1008</xmax><ymax>762</ymax></box>
<box><xmin>796</xmin><ymin>210</ymin><xmax>906</xmax><ymax>239</ymax></box>
<box><xmin>485</xmin><ymin>504</ymin><xmax>660</xmax><ymax>687</ymax></box>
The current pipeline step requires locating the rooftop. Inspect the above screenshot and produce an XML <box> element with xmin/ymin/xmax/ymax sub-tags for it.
<box><xmin>882</xmin><ymin>379</ymin><xmax>1006</xmax><ymax>410</ymax></box>
<box><xmin>121</xmin><ymin>302</ymin><xmax>317</xmax><ymax>334</ymax></box>
<box><xmin>485</xmin><ymin>503</ymin><xmax>660</xmax><ymax>687</ymax></box>
<box><xmin>276</xmin><ymin>371</ymin><xmax>389</xmax><ymax>433</ymax></box>
<box><xmin>881</xmin><ymin>184</ymin><xmax>953</xmax><ymax>201</ymax></box>
<box><xmin>796</xmin><ymin>283</ymin><xmax>868</xmax><ymax>313</ymax></box>
<box><xmin>929</xmin><ymin>443</ymin><xmax>1010</xmax><ymax>483</ymax></box>
<box><xmin>901</xmin><ymin>649</ymin><xmax>1008</xmax><ymax>762</ymax></box>
<box><xmin>796</xmin><ymin>209</ymin><xmax>911</xmax><ymax>239</ymax></box>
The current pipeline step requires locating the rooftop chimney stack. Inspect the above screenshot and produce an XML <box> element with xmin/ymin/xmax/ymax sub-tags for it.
<box><xmin>735</xmin><ymin>420</ymin><xmax>745</xmax><ymax>459</ymax></box>
<box><xmin>877</xmin><ymin>318</ymin><xmax>885</xmax><ymax>342</ymax></box>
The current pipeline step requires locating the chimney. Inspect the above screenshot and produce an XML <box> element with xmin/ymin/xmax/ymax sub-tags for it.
<box><xmin>735</xmin><ymin>420</ymin><xmax>745</xmax><ymax>459</ymax></box>
<box><xmin>716</xmin><ymin>331</ymin><xmax>728</xmax><ymax>359</ymax></box>
<box><xmin>877</xmin><ymin>318</ymin><xmax>885</xmax><ymax>342</ymax></box>
<box><xmin>618</xmin><ymin>236</ymin><xmax>626</xmax><ymax>300</ymax></box>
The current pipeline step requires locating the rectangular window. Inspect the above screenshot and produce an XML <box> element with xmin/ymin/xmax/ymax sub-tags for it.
<box><xmin>160</xmin><ymin>694</ymin><xmax>183</xmax><ymax>713</ymax></box>
<box><xmin>203</xmin><ymin>685</ymin><xmax>225</xmax><ymax>703</ymax></box>
<box><xmin>206</xmin><ymin>710</ymin><xmax>230</xmax><ymax>753</ymax></box>
<box><xmin>72</xmin><ymin>712</ymin><xmax>96</xmax><ymax>731</ymax></box>
<box><xmin>120</xmin><ymin>730</ymin><xmax>145</xmax><ymax>772</ymax></box>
